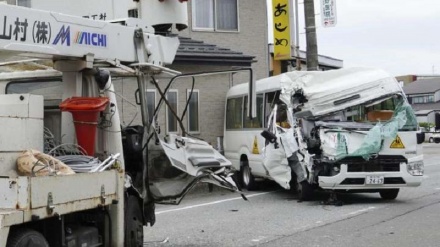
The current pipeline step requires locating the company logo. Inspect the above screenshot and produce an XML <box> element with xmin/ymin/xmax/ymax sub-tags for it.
<box><xmin>52</xmin><ymin>25</ymin><xmax>70</xmax><ymax>46</ymax></box>
<box><xmin>74</xmin><ymin>31</ymin><xmax>107</xmax><ymax>47</ymax></box>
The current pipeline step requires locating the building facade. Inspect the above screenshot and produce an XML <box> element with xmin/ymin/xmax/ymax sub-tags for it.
<box><xmin>403</xmin><ymin>78</ymin><xmax>440</xmax><ymax>126</ymax></box>
<box><xmin>150</xmin><ymin>0</ymin><xmax>269</xmax><ymax>145</ymax></box>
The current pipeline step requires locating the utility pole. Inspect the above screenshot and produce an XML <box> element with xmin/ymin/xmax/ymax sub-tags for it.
<box><xmin>303</xmin><ymin>0</ymin><xmax>319</xmax><ymax>71</ymax></box>
<box><xmin>294</xmin><ymin>0</ymin><xmax>301</xmax><ymax>70</ymax></box>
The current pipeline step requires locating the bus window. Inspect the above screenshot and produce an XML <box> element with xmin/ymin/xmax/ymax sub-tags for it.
<box><xmin>243</xmin><ymin>94</ymin><xmax>263</xmax><ymax>128</ymax></box>
<box><xmin>264</xmin><ymin>91</ymin><xmax>280</xmax><ymax>127</ymax></box>
<box><xmin>226</xmin><ymin>97</ymin><xmax>243</xmax><ymax>129</ymax></box>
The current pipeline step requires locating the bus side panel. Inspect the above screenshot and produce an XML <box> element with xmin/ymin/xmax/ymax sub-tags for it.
<box><xmin>224</xmin><ymin>130</ymin><xmax>267</xmax><ymax>177</ymax></box>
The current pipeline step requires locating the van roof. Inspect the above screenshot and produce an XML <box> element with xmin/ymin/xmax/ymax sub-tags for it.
<box><xmin>227</xmin><ymin>67</ymin><xmax>403</xmax><ymax>118</ymax></box>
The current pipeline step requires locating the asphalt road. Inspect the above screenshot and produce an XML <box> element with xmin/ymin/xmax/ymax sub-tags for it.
<box><xmin>144</xmin><ymin>143</ymin><xmax>440</xmax><ymax>247</ymax></box>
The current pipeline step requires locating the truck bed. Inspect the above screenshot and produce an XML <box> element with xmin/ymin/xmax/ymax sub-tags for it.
<box><xmin>0</xmin><ymin>170</ymin><xmax>120</xmax><ymax>229</ymax></box>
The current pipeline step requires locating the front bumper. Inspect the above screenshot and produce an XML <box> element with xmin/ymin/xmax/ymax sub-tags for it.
<box><xmin>318</xmin><ymin>163</ymin><xmax>423</xmax><ymax>190</ymax></box>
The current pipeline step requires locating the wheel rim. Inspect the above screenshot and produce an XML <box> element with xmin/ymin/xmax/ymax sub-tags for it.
<box><xmin>242</xmin><ymin>165</ymin><xmax>250</xmax><ymax>186</ymax></box>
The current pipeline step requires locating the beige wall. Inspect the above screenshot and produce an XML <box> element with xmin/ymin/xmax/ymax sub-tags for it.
<box><xmin>396</xmin><ymin>75</ymin><xmax>417</xmax><ymax>86</ymax></box>
<box><xmin>179</xmin><ymin>0</ymin><xmax>269</xmax><ymax>81</ymax></box>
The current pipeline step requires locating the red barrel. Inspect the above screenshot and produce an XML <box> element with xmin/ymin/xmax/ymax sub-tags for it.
<box><xmin>59</xmin><ymin>97</ymin><xmax>110</xmax><ymax>156</ymax></box>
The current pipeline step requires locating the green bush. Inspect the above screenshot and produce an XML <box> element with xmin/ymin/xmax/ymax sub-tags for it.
<box><xmin>419</xmin><ymin>122</ymin><xmax>435</xmax><ymax>129</ymax></box>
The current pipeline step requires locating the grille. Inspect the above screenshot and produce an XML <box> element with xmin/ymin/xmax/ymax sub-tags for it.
<box><xmin>384</xmin><ymin>177</ymin><xmax>406</xmax><ymax>184</ymax></box>
<box><xmin>340</xmin><ymin>178</ymin><xmax>365</xmax><ymax>185</ymax></box>
<box><xmin>340</xmin><ymin>155</ymin><xmax>406</xmax><ymax>172</ymax></box>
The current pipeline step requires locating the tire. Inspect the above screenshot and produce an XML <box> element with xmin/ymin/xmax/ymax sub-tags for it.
<box><xmin>379</xmin><ymin>189</ymin><xmax>399</xmax><ymax>200</ymax></box>
<box><xmin>435</xmin><ymin>139</ymin><xmax>440</xmax><ymax>144</ymax></box>
<box><xmin>429</xmin><ymin>137</ymin><xmax>434</xmax><ymax>143</ymax></box>
<box><xmin>240</xmin><ymin>161</ymin><xmax>257</xmax><ymax>191</ymax></box>
<box><xmin>125</xmin><ymin>195</ymin><xmax>144</xmax><ymax>247</ymax></box>
<box><xmin>7</xmin><ymin>229</ymin><xmax>49</xmax><ymax>247</ymax></box>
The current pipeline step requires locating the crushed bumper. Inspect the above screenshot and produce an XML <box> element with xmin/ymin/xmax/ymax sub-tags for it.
<box><xmin>318</xmin><ymin>163</ymin><xmax>423</xmax><ymax>190</ymax></box>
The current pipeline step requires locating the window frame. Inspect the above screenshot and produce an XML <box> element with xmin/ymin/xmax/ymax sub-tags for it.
<box><xmin>187</xmin><ymin>89</ymin><xmax>200</xmax><ymax>133</ymax></box>
<box><xmin>243</xmin><ymin>93</ymin><xmax>264</xmax><ymax>129</ymax></box>
<box><xmin>225</xmin><ymin>96</ymin><xmax>244</xmax><ymax>130</ymax></box>
<box><xmin>166</xmin><ymin>89</ymin><xmax>179</xmax><ymax>133</ymax></box>
<box><xmin>191</xmin><ymin>0</ymin><xmax>240</xmax><ymax>33</ymax></box>
<box><xmin>263</xmin><ymin>90</ymin><xmax>281</xmax><ymax>128</ymax></box>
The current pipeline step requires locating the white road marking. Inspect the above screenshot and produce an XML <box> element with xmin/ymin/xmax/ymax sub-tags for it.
<box><xmin>347</xmin><ymin>206</ymin><xmax>376</xmax><ymax>216</ymax></box>
<box><xmin>156</xmin><ymin>191</ymin><xmax>276</xmax><ymax>215</ymax></box>
<box><xmin>251</xmin><ymin>236</ymin><xmax>267</xmax><ymax>242</ymax></box>
<box><xmin>435</xmin><ymin>188</ymin><xmax>440</xmax><ymax>190</ymax></box>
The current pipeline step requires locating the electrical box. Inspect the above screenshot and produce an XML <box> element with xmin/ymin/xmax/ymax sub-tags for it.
<box><xmin>0</xmin><ymin>94</ymin><xmax>44</xmax><ymax>177</ymax></box>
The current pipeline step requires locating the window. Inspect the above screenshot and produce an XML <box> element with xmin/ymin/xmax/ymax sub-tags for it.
<box><xmin>243</xmin><ymin>94</ymin><xmax>264</xmax><ymax>128</ymax></box>
<box><xmin>264</xmin><ymin>91</ymin><xmax>280</xmax><ymax>127</ymax></box>
<box><xmin>166</xmin><ymin>90</ymin><xmax>178</xmax><ymax>133</ymax></box>
<box><xmin>192</xmin><ymin>0</ymin><xmax>238</xmax><ymax>31</ymax></box>
<box><xmin>410</xmin><ymin>95</ymin><xmax>434</xmax><ymax>104</ymax></box>
<box><xmin>187</xmin><ymin>90</ymin><xmax>199</xmax><ymax>132</ymax></box>
<box><xmin>7</xmin><ymin>80</ymin><xmax>63</xmax><ymax>107</ymax></box>
<box><xmin>146</xmin><ymin>90</ymin><xmax>156</xmax><ymax>123</ymax></box>
<box><xmin>17</xmin><ymin>0</ymin><xmax>31</xmax><ymax>7</ymax></box>
<box><xmin>226</xmin><ymin>97</ymin><xmax>243</xmax><ymax>129</ymax></box>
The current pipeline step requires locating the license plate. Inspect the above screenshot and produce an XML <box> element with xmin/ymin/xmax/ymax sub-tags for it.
<box><xmin>365</xmin><ymin>175</ymin><xmax>384</xmax><ymax>185</ymax></box>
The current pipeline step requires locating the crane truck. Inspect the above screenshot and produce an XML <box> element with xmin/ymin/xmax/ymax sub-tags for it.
<box><xmin>0</xmin><ymin>2</ymin><xmax>251</xmax><ymax>246</ymax></box>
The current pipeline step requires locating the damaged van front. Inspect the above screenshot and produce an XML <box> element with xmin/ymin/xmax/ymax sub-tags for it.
<box><xmin>280</xmin><ymin>67</ymin><xmax>423</xmax><ymax>199</ymax></box>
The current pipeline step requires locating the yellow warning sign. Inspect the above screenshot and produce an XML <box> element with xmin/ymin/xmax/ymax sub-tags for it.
<box><xmin>252</xmin><ymin>136</ymin><xmax>260</xmax><ymax>154</ymax></box>
<box><xmin>390</xmin><ymin>135</ymin><xmax>405</xmax><ymax>149</ymax></box>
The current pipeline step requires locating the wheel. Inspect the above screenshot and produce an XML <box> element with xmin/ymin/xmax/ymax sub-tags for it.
<box><xmin>125</xmin><ymin>195</ymin><xmax>144</xmax><ymax>247</ymax></box>
<box><xmin>435</xmin><ymin>139</ymin><xmax>440</xmax><ymax>144</ymax></box>
<box><xmin>7</xmin><ymin>229</ymin><xmax>49</xmax><ymax>247</ymax></box>
<box><xmin>429</xmin><ymin>137</ymin><xmax>434</xmax><ymax>143</ymax></box>
<box><xmin>240</xmin><ymin>161</ymin><xmax>257</xmax><ymax>191</ymax></box>
<box><xmin>379</xmin><ymin>189</ymin><xmax>399</xmax><ymax>200</ymax></box>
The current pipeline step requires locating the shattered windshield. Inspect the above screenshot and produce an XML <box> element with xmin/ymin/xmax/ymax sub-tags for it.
<box><xmin>336</xmin><ymin>95</ymin><xmax>417</xmax><ymax>159</ymax></box>
<box><xmin>323</xmin><ymin>95</ymin><xmax>417</xmax><ymax>131</ymax></box>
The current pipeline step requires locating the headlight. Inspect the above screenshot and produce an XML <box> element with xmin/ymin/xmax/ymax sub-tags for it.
<box><xmin>407</xmin><ymin>161</ymin><xmax>424</xmax><ymax>176</ymax></box>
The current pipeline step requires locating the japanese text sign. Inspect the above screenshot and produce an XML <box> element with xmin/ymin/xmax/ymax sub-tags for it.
<box><xmin>272</xmin><ymin>0</ymin><xmax>291</xmax><ymax>60</ymax></box>
<box><xmin>321</xmin><ymin>0</ymin><xmax>337</xmax><ymax>27</ymax></box>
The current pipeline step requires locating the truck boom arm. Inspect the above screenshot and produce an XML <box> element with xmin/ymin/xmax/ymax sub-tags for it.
<box><xmin>0</xmin><ymin>4</ymin><xmax>179</xmax><ymax>65</ymax></box>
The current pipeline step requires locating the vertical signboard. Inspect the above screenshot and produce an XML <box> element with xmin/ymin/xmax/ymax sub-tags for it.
<box><xmin>272</xmin><ymin>0</ymin><xmax>291</xmax><ymax>60</ymax></box>
<box><xmin>321</xmin><ymin>0</ymin><xmax>337</xmax><ymax>27</ymax></box>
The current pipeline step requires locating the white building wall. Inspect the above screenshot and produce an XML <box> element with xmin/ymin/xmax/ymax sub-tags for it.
<box><xmin>434</xmin><ymin>90</ymin><xmax>440</xmax><ymax>102</ymax></box>
<box><xmin>416</xmin><ymin>116</ymin><xmax>428</xmax><ymax>123</ymax></box>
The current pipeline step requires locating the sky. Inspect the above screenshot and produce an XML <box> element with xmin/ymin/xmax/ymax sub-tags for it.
<box><xmin>267</xmin><ymin>0</ymin><xmax>440</xmax><ymax>76</ymax></box>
